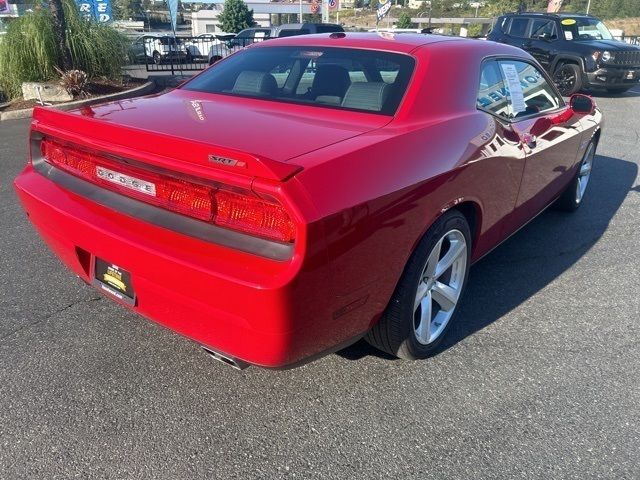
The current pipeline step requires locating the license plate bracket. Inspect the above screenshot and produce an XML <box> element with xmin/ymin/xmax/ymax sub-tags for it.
<box><xmin>93</xmin><ymin>257</ymin><xmax>136</xmax><ymax>306</ymax></box>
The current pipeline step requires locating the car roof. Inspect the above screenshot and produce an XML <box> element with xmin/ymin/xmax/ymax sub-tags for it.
<box><xmin>503</xmin><ymin>12</ymin><xmax>595</xmax><ymax>19</ymax></box>
<box><xmin>251</xmin><ymin>32</ymin><xmax>467</xmax><ymax>54</ymax></box>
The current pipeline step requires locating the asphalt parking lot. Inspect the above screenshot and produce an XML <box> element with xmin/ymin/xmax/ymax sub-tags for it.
<box><xmin>1</xmin><ymin>87</ymin><xmax>639</xmax><ymax>479</ymax></box>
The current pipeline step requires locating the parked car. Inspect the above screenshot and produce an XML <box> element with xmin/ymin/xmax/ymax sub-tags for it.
<box><xmin>228</xmin><ymin>27</ymin><xmax>272</xmax><ymax>46</ymax></box>
<box><xmin>207</xmin><ymin>29</ymin><xmax>271</xmax><ymax>65</ymax></box>
<box><xmin>185</xmin><ymin>34</ymin><xmax>223</xmax><ymax>61</ymax></box>
<box><xmin>128</xmin><ymin>35</ymin><xmax>153</xmax><ymax>63</ymax></box>
<box><xmin>144</xmin><ymin>35</ymin><xmax>189</xmax><ymax>65</ymax></box>
<box><xmin>271</xmin><ymin>22</ymin><xmax>344</xmax><ymax>38</ymax></box>
<box><xmin>15</xmin><ymin>33</ymin><xmax>601</xmax><ymax>369</ymax></box>
<box><xmin>207</xmin><ymin>24</ymin><xmax>344</xmax><ymax>65</ymax></box>
<box><xmin>488</xmin><ymin>12</ymin><xmax>640</xmax><ymax>95</ymax></box>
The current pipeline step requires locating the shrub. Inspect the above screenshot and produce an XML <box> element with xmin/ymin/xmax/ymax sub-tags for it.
<box><xmin>55</xmin><ymin>67</ymin><xmax>89</xmax><ymax>97</ymax></box>
<box><xmin>0</xmin><ymin>0</ymin><xmax>129</xmax><ymax>99</ymax></box>
<box><xmin>396</xmin><ymin>12</ymin><xmax>414</xmax><ymax>29</ymax></box>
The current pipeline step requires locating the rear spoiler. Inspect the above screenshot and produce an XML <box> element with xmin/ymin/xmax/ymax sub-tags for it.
<box><xmin>31</xmin><ymin>107</ymin><xmax>302</xmax><ymax>182</ymax></box>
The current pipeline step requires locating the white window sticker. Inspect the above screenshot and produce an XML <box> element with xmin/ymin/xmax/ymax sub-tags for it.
<box><xmin>500</xmin><ymin>63</ymin><xmax>527</xmax><ymax>114</ymax></box>
<box><xmin>564</xmin><ymin>31</ymin><xmax>573</xmax><ymax>40</ymax></box>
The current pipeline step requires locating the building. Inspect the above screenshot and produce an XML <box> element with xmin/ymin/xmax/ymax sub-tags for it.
<box><xmin>187</xmin><ymin>0</ymin><xmax>314</xmax><ymax>35</ymax></box>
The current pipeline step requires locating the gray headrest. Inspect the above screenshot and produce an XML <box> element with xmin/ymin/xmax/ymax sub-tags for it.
<box><xmin>232</xmin><ymin>71</ymin><xmax>278</xmax><ymax>96</ymax></box>
<box><xmin>342</xmin><ymin>82</ymin><xmax>391</xmax><ymax>112</ymax></box>
<box><xmin>311</xmin><ymin>64</ymin><xmax>351</xmax><ymax>98</ymax></box>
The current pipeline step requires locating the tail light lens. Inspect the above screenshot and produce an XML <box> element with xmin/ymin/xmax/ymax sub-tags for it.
<box><xmin>40</xmin><ymin>139</ymin><xmax>296</xmax><ymax>243</ymax></box>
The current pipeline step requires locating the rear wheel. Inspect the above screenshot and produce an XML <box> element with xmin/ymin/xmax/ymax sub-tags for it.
<box><xmin>553</xmin><ymin>63</ymin><xmax>582</xmax><ymax>96</ymax></box>
<box><xmin>153</xmin><ymin>51</ymin><xmax>162</xmax><ymax>65</ymax></box>
<box><xmin>365</xmin><ymin>210</ymin><xmax>471</xmax><ymax>359</ymax></box>
<box><xmin>554</xmin><ymin>139</ymin><xmax>596</xmax><ymax>212</ymax></box>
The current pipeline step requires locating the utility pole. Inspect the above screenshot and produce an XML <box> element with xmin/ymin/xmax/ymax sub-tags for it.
<box><xmin>586</xmin><ymin>0</ymin><xmax>591</xmax><ymax>14</ymax></box>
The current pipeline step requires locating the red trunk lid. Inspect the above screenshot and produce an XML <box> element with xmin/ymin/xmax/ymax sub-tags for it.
<box><xmin>33</xmin><ymin>89</ymin><xmax>390</xmax><ymax>181</ymax></box>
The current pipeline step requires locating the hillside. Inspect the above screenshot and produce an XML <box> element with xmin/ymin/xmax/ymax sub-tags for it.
<box><xmin>607</xmin><ymin>17</ymin><xmax>640</xmax><ymax>36</ymax></box>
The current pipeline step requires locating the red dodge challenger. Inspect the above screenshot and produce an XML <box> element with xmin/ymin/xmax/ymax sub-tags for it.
<box><xmin>14</xmin><ymin>33</ymin><xmax>601</xmax><ymax>369</ymax></box>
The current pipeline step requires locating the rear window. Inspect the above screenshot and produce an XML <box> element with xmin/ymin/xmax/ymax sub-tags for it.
<box><xmin>183</xmin><ymin>46</ymin><xmax>415</xmax><ymax>115</ymax></box>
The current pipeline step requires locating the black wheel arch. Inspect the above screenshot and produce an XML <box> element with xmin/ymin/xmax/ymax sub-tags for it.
<box><xmin>550</xmin><ymin>55</ymin><xmax>586</xmax><ymax>74</ymax></box>
<box><xmin>406</xmin><ymin>200</ymin><xmax>482</xmax><ymax>272</ymax></box>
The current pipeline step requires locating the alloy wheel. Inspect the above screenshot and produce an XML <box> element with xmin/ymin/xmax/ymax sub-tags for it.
<box><xmin>576</xmin><ymin>142</ymin><xmax>595</xmax><ymax>204</ymax></box>
<box><xmin>554</xmin><ymin>66</ymin><xmax>577</xmax><ymax>96</ymax></box>
<box><xmin>413</xmin><ymin>229</ymin><xmax>467</xmax><ymax>345</ymax></box>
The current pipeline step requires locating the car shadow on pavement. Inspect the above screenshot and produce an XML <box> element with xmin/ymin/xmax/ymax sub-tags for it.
<box><xmin>587</xmin><ymin>89</ymin><xmax>640</xmax><ymax>98</ymax></box>
<box><xmin>337</xmin><ymin>154</ymin><xmax>637</xmax><ymax>362</ymax></box>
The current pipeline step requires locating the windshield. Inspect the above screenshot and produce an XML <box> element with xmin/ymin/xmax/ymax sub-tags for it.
<box><xmin>182</xmin><ymin>46</ymin><xmax>415</xmax><ymax>115</ymax></box>
<box><xmin>560</xmin><ymin>18</ymin><xmax>613</xmax><ymax>41</ymax></box>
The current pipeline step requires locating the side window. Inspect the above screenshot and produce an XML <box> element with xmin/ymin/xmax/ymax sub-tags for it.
<box><xmin>477</xmin><ymin>60</ymin><xmax>511</xmax><ymax>119</ymax></box>
<box><xmin>497</xmin><ymin>60</ymin><xmax>561</xmax><ymax>119</ymax></box>
<box><xmin>508</xmin><ymin>17</ymin><xmax>530</xmax><ymax>38</ymax></box>
<box><xmin>529</xmin><ymin>19</ymin><xmax>557</xmax><ymax>40</ymax></box>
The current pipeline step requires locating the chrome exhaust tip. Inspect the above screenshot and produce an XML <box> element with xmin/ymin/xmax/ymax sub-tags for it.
<box><xmin>201</xmin><ymin>346</ymin><xmax>250</xmax><ymax>370</ymax></box>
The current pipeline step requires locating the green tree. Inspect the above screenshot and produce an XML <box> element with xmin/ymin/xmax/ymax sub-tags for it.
<box><xmin>479</xmin><ymin>0</ymin><xmax>640</xmax><ymax>20</ymax></box>
<box><xmin>113</xmin><ymin>0</ymin><xmax>143</xmax><ymax>20</ymax></box>
<box><xmin>397</xmin><ymin>11</ymin><xmax>414</xmax><ymax>28</ymax></box>
<box><xmin>218</xmin><ymin>0</ymin><xmax>255</xmax><ymax>33</ymax></box>
<box><xmin>483</xmin><ymin>0</ymin><xmax>520</xmax><ymax>17</ymax></box>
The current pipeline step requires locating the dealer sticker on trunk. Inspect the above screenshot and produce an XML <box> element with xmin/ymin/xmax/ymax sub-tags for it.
<box><xmin>96</xmin><ymin>166</ymin><xmax>156</xmax><ymax>196</ymax></box>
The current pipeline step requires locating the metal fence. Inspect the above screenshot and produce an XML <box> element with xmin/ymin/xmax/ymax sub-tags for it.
<box><xmin>128</xmin><ymin>33</ymin><xmax>640</xmax><ymax>75</ymax></box>
<box><xmin>127</xmin><ymin>35</ymin><xmax>267</xmax><ymax>73</ymax></box>
<box><xmin>620</xmin><ymin>35</ymin><xmax>640</xmax><ymax>45</ymax></box>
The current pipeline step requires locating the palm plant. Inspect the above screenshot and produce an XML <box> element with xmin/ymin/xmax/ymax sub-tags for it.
<box><xmin>0</xmin><ymin>0</ymin><xmax>129</xmax><ymax>99</ymax></box>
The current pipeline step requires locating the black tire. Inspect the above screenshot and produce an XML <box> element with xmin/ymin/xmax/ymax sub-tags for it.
<box><xmin>553</xmin><ymin>63</ymin><xmax>583</xmax><ymax>96</ymax></box>
<box><xmin>606</xmin><ymin>86</ymin><xmax>631</xmax><ymax>94</ymax></box>
<box><xmin>554</xmin><ymin>139</ymin><xmax>596</xmax><ymax>212</ymax></box>
<box><xmin>365</xmin><ymin>210</ymin><xmax>472</xmax><ymax>359</ymax></box>
<box><xmin>209</xmin><ymin>55</ymin><xmax>222</xmax><ymax>66</ymax></box>
<box><xmin>153</xmin><ymin>51</ymin><xmax>162</xmax><ymax>65</ymax></box>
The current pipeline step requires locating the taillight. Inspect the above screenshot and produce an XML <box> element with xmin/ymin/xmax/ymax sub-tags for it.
<box><xmin>214</xmin><ymin>190</ymin><xmax>296</xmax><ymax>243</ymax></box>
<box><xmin>40</xmin><ymin>139</ymin><xmax>296</xmax><ymax>243</ymax></box>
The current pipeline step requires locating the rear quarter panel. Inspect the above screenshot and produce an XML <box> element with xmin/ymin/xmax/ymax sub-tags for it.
<box><xmin>293</xmin><ymin>41</ymin><xmax>535</xmax><ymax>334</ymax></box>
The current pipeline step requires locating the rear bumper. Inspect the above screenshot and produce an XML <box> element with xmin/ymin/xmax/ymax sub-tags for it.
<box><xmin>585</xmin><ymin>66</ymin><xmax>640</xmax><ymax>88</ymax></box>
<box><xmin>14</xmin><ymin>164</ymin><xmax>358</xmax><ymax>368</ymax></box>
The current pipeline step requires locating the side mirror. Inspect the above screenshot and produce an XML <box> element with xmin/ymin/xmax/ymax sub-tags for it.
<box><xmin>570</xmin><ymin>94</ymin><xmax>596</xmax><ymax>115</ymax></box>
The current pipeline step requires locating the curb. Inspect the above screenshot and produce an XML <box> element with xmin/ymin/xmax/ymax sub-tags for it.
<box><xmin>0</xmin><ymin>80</ymin><xmax>156</xmax><ymax>122</ymax></box>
